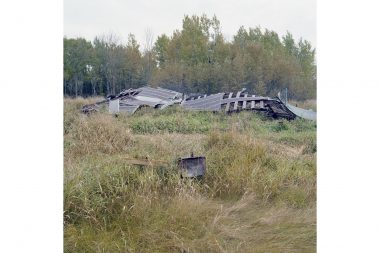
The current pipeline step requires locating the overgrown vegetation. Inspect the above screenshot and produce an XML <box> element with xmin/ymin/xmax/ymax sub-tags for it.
<box><xmin>64</xmin><ymin>14</ymin><xmax>316</xmax><ymax>100</ymax></box>
<box><xmin>64</xmin><ymin>98</ymin><xmax>316</xmax><ymax>252</ymax></box>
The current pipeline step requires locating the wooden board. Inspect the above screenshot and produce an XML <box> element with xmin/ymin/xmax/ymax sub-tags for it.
<box><xmin>225</xmin><ymin>93</ymin><xmax>233</xmax><ymax>112</ymax></box>
<box><xmin>243</xmin><ymin>94</ymin><xmax>248</xmax><ymax>109</ymax></box>
<box><xmin>233</xmin><ymin>91</ymin><xmax>241</xmax><ymax>110</ymax></box>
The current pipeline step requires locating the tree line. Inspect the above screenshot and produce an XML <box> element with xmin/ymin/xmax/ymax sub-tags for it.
<box><xmin>64</xmin><ymin>15</ymin><xmax>316</xmax><ymax>100</ymax></box>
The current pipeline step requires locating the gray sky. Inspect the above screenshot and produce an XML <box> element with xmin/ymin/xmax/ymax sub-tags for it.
<box><xmin>64</xmin><ymin>0</ymin><xmax>316</xmax><ymax>48</ymax></box>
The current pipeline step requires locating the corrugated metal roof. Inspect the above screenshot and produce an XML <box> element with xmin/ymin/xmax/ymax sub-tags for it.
<box><xmin>119</xmin><ymin>104</ymin><xmax>140</xmax><ymax>114</ymax></box>
<box><xmin>182</xmin><ymin>93</ymin><xmax>224</xmax><ymax>111</ymax></box>
<box><xmin>81</xmin><ymin>86</ymin><xmax>315</xmax><ymax>120</ymax></box>
<box><xmin>285</xmin><ymin>103</ymin><xmax>317</xmax><ymax>121</ymax></box>
<box><xmin>137</xmin><ymin>86</ymin><xmax>182</xmax><ymax>101</ymax></box>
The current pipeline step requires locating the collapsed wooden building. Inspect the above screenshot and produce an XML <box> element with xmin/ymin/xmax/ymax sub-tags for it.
<box><xmin>81</xmin><ymin>86</ymin><xmax>316</xmax><ymax>121</ymax></box>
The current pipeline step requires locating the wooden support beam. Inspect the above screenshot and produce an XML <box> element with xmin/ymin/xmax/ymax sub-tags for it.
<box><xmin>225</xmin><ymin>92</ymin><xmax>233</xmax><ymax>111</ymax></box>
<box><xmin>243</xmin><ymin>94</ymin><xmax>248</xmax><ymax>109</ymax></box>
<box><xmin>234</xmin><ymin>91</ymin><xmax>241</xmax><ymax>110</ymax></box>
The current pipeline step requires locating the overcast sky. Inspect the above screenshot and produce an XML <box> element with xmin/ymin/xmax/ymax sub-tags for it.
<box><xmin>64</xmin><ymin>0</ymin><xmax>316</xmax><ymax>48</ymax></box>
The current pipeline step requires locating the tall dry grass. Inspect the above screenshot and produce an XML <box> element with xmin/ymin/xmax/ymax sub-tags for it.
<box><xmin>64</xmin><ymin>98</ymin><xmax>316</xmax><ymax>253</ymax></box>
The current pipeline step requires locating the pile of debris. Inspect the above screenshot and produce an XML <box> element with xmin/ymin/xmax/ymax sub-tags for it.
<box><xmin>181</xmin><ymin>91</ymin><xmax>297</xmax><ymax>120</ymax></box>
<box><xmin>82</xmin><ymin>86</ymin><xmax>182</xmax><ymax>114</ymax></box>
<box><xmin>81</xmin><ymin>86</ymin><xmax>316</xmax><ymax>121</ymax></box>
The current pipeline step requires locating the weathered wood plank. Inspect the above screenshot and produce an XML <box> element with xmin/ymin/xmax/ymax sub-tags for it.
<box><xmin>243</xmin><ymin>94</ymin><xmax>248</xmax><ymax>109</ymax></box>
<box><xmin>260</xmin><ymin>100</ymin><xmax>264</xmax><ymax>109</ymax></box>
<box><xmin>234</xmin><ymin>92</ymin><xmax>241</xmax><ymax>110</ymax></box>
<box><xmin>222</xmin><ymin>96</ymin><xmax>270</xmax><ymax>103</ymax></box>
<box><xmin>225</xmin><ymin>93</ymin><xmax>233</xmax><ymax>111</ymax></box>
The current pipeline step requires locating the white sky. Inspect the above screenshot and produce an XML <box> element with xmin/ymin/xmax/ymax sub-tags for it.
<box><xmin>64</xmin><ymin>0</ymin><xmax>316</xmax><ymax>48</ymax></box>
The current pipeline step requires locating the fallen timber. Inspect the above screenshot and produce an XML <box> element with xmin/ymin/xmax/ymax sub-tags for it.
<box><xmin>81</xmin><ymin>86</ymin><xmax>315</xmax><ymax>120</ymax></box>
<box><xmin>112</xmin><ymin>153</ymin><xmax>206</xmax><ymax>179</ymax></box>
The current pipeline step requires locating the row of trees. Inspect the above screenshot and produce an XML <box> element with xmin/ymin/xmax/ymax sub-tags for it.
<box><xmin>64</xmin><ymin>15</ymin><xmax>316</xmax><ymax>100</ymax></box>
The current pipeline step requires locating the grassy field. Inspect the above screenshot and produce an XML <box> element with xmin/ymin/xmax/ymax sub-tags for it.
<box><xmin>64</xmin><ymin>98</ymin><xmax>317</xmax><ymax>253</ymax></box>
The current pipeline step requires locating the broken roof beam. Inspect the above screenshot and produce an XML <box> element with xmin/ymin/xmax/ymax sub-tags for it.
<box><xmin>225</xmin><ymin>93</ymin><xmax>233</xmax><ymax>112</ymax></box>
<box><xmin>233</xmin><ymin>91</ymin><xmax>241</xmax><ymax>111</ymax></box>
<box><xmin>242</xmin><ymin>94</ymin><xmax>248</xmax><ymax>109</ymax></box>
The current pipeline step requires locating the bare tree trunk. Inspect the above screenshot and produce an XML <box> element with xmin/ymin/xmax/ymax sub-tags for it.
<box><xmin>112</xmin><ymin>76</ymin><xmax>116</xmax><ymax>95</ymax></box>
<box><xmin>79</xmin><ymin>80</ymin><xmax>83</xmax><ymax>97</ymax></box>
<box><xmin>145</xmin><ymin>28</ymin><xmax>154</xmax><ymax>83</ymax></box>
<box><xmin>148</xmin><ymin>51</ymin><xmax>152</xmax><ymax>81</ymax></box>
<box><xmin>75</xmin><ymin>77</ymin><xmax>78</xmax><ymax>97</ymax></box>
<box><xmin>92</xmin><ymin>79</ymin><xmax>96</xmax><ymax>96</ymax></box>
<box><xmin>106</xmin><ymin>79</ymin><xmax>110</xmax><ymax>95</ymax></box>
<box><xmin>63</xmin><ymin>79</ymin><xmax>66</xmax><ymax>96</ymax></box>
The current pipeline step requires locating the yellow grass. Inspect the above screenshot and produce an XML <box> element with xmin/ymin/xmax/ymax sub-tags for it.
<box><xmin>64</xmin><ymin>98</ymin><xmax>316</xmax><ymax>252</ymax></box>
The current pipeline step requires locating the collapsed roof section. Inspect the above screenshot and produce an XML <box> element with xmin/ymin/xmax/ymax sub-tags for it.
<box><xmin>81</xmin><ymin>86</ymin><xmax>315</xmax><ymax>121</ymax></box>
<box><xmin>285</xmin><ymin>103</ymin><xmax>317</xmax><ymax>121</ymax></box>
<box><xmin>181</xmin><ymin>91</ymin><xmax>296</xmax><ymax>120</ymax></box>
<box><xmin>114</xmin><ymin>86</ymin><xmax>183</xmax><ymax>113</ymax></box>
<box><xmin>82</xmin><ymin>86</ymin><xmax>183</xmax><ymax>114</ymax></box>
